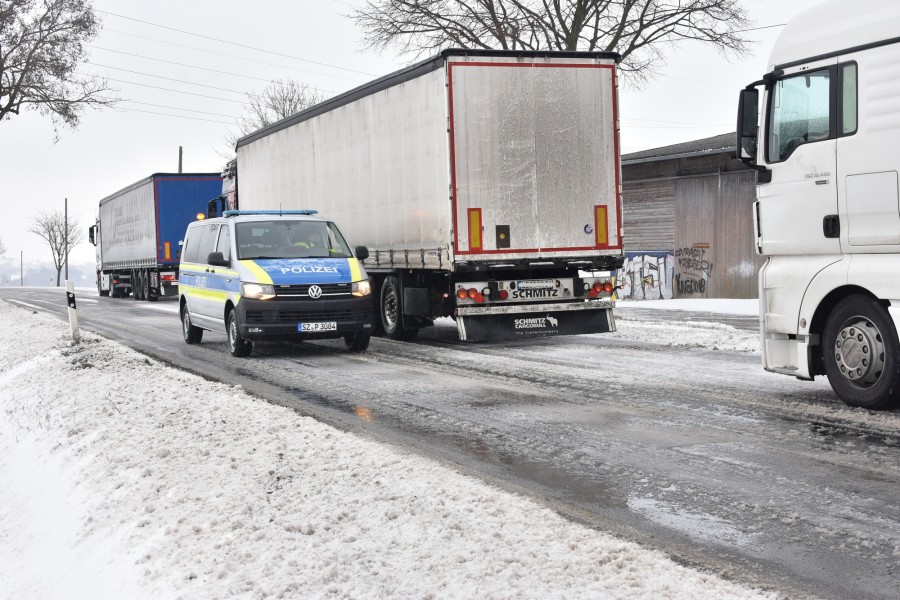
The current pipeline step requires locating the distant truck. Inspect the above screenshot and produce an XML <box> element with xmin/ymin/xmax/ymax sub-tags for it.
<box><xmin>737</xmin><ymin>0</ymin><xmax>900</xmax><ymax>409</ymax></box>
<box><xmin>232</xmin><ymin>50</ymin><xmax>624</xmax><ymax>342</ymax></box>
<box><xmin>88</xmin><ymin>173</ymin><xmax>222</xmax><ymax>300</ymax></box>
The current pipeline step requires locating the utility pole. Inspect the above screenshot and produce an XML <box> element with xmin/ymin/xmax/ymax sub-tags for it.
<box><xmin>20</xmin><ymin>250</ymin><xmax>23</xmax><ymax>286</ymax></box>
<box><xmin>178</xmin><ymin>146</ymin><xmax>183</xmax><ymax>173</ymax></box>
<box><xmin>64</xmin><ymin>197</ymin><xmax>69</xmax><ymax>282</ymax></box>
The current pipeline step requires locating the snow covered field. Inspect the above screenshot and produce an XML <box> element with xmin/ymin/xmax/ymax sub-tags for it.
<box><xmin>0</xmin><ymin>299</ymin><xmax>775</xmax><ymax>599</ymax></box>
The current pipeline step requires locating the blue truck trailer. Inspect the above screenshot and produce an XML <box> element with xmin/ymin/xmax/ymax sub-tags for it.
<box><xmin>88</xmin><ymin>173</ymin><xmax>222</xmax><ymax>300</ymax></box>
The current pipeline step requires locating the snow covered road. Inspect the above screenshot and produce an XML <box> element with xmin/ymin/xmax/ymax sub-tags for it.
<box><xmin>2</xmin><ymin>289</ymin><xmax>899</xmax><ymax>599</ymax></box>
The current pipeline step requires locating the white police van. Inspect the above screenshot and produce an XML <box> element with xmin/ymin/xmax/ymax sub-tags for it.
<box><xmin>178</xmin><ymin>209</ymin><xmax>374</xmax><ymax>356</ymax></box>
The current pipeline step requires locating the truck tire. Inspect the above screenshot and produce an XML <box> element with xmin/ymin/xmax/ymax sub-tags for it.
<box><xmin>344</xmin><ymin>332</ymin><xmax>371</xmax><ymax>352</ymax></box>
<box><xmin>380</xmin><ymin>276</ymin><xmax>418</xmax><ymax>341</ymax></box>
<box><xmin>227</xmin><ymin>309</ymin><xmax>252</xmax><ymax>357</ymax></box>
<box><xmin>131</xmin><ymin>270</ymin><xmax>140</xmax><ymax>300</ymax></box>
<box><xmin>141</xmin><ymin>269</ymin><xmax>151</xmax><ymax>301</ymax></box>
<box><xmin>823</xmin><ymin>295</ymin><xmax>900</xmax><ymax>410</ymax></box>
<box><xmin>181</xmin><ymin>303</ymin><xmax>203</xmax><ymax>344</ymax></box>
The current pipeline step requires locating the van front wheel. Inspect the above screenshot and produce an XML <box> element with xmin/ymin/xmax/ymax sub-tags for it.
<box><xmin>227</xmin><ymin>310</ymin><xmax>252</xmax><ymax>357</ymax></box>
<box><xmin>823</xmin><ymin>295</ymin><xmax>900</xmax><ymax>410</ymax></box>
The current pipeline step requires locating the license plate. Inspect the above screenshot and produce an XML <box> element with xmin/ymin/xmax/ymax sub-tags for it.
<box><xmin>299</xmin><ymin>322</ymin><xmax>337</xmax><ymax>332</ymax></box>
<box><xmin>517</xmin><ymin>279</ymin><xmax>554</xmax><ymax>290</ymax></box>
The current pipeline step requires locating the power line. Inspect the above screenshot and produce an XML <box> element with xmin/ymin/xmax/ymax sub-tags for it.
<box><xmin>96</xmin><ymin>10</ymin><xmax>377</xmax><ymax>76</ymax></box>
<box><xmin>99</xmin><ymin>30</ymin><xmax>368</xmax><ymax>83</ymax></box>
<box><xmin>115</xmin><ymin>100</ymin><xmax>238</xmax><ymax>119</ymax></box>
<box><xmin>90</xmin><ymin>46</ymin><xmax>279</xmax><ymax>84</ymax></box>
<box><xmin>78</xmin><ymin>73</ymin><xmax>248</xmax><ymax>104</ymax></box>
<box><xmin>88</xmin><ymin>63</ymin><xmax>338</xmax><ymax>97</ymax></box>
<box><xmin>111</xmin><ymin>106</ymin><xmax>234</xmax><ymax>125</ymax></box>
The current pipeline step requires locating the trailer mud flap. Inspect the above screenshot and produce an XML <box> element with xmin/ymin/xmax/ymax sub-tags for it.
<box><xmin>456</xmin><ymin>306</ymin><xmax>614</xmax><ymax>342</ymax></box>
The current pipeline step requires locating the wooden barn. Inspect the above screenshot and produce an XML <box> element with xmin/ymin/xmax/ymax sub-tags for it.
<box><xmin>619</xmin><ymin>132</ymin><xmax>764</xmax><ymax>300</ymax></box>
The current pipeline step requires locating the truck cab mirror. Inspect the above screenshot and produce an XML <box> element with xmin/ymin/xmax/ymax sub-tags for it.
<box><xmin>737</xmin><ymin>88</ymin><xmax>759</xmax><ymax>164</ymax></box>
<box><xmin>207</xmin><ymin>251</ymin><xmax>230</xmax><ymax>267</ymax></box>
<box><xmin>355</xmin><ymin>245</ymin><xmax>369</xmax><ymax>261</ymax></box>
<box><xmin>88</xmin><ymin>225</ymin><xmax>96</xmax><ymax>246</ymax></box>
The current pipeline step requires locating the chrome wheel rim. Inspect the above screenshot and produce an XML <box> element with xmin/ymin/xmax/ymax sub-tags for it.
<box><xmin>834</xmin><ymin>316</ymin><xmax>885</xmax><ymax>389</ymax></box>
<box><xmin>383</xmin><ymin>287</ymin><xmax>399</xmax><ymax>330</ymax></box>
<box><xmin>182</xmin><ymin>310</ymin><xmax>191</xmax><ymax>337</ymax></box>
<box><xmin>229</xmin><ymin>317</ymin><xmax>238</xmax><ymax>351</ymax></box>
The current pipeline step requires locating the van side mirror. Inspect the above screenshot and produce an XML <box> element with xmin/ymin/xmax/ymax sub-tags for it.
<box><xmin>737</xmin><ymin>88</ymin><xmax>759</xmax><ymax>163</ymax></box>
<box><xmin>355</xmin><ymin>245</ymin><xmax>369</xmax><ymax>261</ymax></box>
<box><xmin>207</xmin><ymin>252</ymin><xmax>230</xmax><ymax>267</ymax></box>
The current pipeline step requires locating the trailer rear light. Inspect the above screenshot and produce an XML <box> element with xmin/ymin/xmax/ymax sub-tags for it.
<box><xmin>113</xmin><ymin>278</ymin><xmax>120</xmax><ymax>284</ymax></box>
<box><xmin>602</xmin><ymin>281</ymin><xmax>614</xmax><ymax>293</ymax></box>
<box><xmin>588</xmin><ymin>289</ymin><xmax>598</xmax><ymax>299</ymax></box>
<box><xmin>482</xmin><ymin>287</ymin><xmax>490</xmax><ymax>297</ymax></box>
<box><xmin>592</xmin><ymin>282</ymin><xmax>604</xmax><ymax>293</ymax></box>
<box><xmin>475</xmin><ymin>293</ymin><xmax>485</xmax><ymax>303</ymax></box>
<box><xmin>498</xmin><ymin>290</ymin><xmax>509</xmax><ymax>300</ymax></box>
<box><xmin>467</xmin><ymin>288</ymin><xmax>478</xmax><ymax>299</ymax></box>
<box><xmin>161</xmin><ymin>274</ymin><xmax>176</xmax><ymax>281</ymax></box>
<box><xmin>457</xmin><ymin>288</ymin><xmax>468</xmax><ymax>300</ymax></box>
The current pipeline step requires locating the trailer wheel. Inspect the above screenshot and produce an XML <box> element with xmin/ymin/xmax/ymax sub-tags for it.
<box><xmin>380</xmin><ymin>276</ymin><xmax>418</xmax><ymax>341</ymax></box>
<box><xmin>131</xmin><ymin>270</ymin><xmax>140</xmax><ymax>300</ymax></box>
<box><xmin>344</xmin><ymin>332</ymin><xmax>370</xmax><ymax>352</ymax></box>
<box><xmin>823</xmin><ymin>295</ymin><xmax>900</xmax><ymax>409</ymax></box>
<box><xmin>141</xmin><ymin>269</ymin><xmax>151</xmax><ymax>301</ymax></box>
<box><xmin>181</xmin><ymin>303</ymin><xmax>203</xmax><ymax>344</ymax></box>
<box><xmin>227</xmin><ymin>309</ymin><xmax>252</xmax><ymax>357</ymax></box>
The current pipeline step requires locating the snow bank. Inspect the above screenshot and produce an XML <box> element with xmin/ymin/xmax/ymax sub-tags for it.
<box><xmin>0</xmin><ymin>302</ymin><xmax>773</xmax><ymax>599</ymax></box>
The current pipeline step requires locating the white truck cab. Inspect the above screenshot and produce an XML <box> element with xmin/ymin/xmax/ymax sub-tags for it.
<box><xmin>737</xmin><ymin>0</ymin><xmax>900</xmax><ymax>409</ymax></box>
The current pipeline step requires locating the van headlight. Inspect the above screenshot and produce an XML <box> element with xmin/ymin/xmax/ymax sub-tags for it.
<box><xmin>241</xmin><ymin>282</ymin><xmax>276</xmax><ymax>300</ymax></box>
<box><xmin>352</xmin><ymin>280</ymin><xmax>372</xmax><ymax>297</ymax></box>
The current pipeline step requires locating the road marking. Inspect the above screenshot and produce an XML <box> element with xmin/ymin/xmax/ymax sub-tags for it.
<box><xmin>6</xmin><ymin>299</ymin><xmax>51</xmax><ymax>312</ymax></box>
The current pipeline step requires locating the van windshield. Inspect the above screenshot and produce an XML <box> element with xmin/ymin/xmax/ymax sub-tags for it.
<box><xmin>235</xmin><ymin>220</ymin><xmax>354</xmax><ymax>260</ymax></box>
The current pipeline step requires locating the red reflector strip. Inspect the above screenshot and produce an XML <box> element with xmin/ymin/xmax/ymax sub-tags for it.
<box><xmin>594</xmin><ymin>205</ymin><xmax>609</xmax><ymax>247</ymax></box>
<box><xmin>161</xmin><ymin>274</ymin><xmax>176</xmax><ymax>281</ymax></box>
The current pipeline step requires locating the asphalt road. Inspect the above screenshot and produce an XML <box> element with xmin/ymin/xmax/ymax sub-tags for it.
<box><xmin>3</xmin><ymin>286</ymin><xmax>899</xmax><ymax>600</ymax></box>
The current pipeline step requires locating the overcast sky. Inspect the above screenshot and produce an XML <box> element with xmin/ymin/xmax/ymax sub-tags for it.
<box><xmin>0</xmin><ymin>0</ymin><xmax>821</xmax><ymax>280</ymax></box>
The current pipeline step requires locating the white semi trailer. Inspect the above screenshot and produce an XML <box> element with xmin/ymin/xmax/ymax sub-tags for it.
<box><xmin>234</xmin><ymin>50</ymin><xmax>624</xmax><ymax>342</ymax></box>
<box><xmin>737</xmin><ymin>0</ymin><xmax>900</xmax><ymax>409</ymax></box>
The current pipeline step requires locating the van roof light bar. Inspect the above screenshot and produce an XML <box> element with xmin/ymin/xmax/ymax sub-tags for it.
<box><xmin>222</xmin><ymin>209</ymin><xmax>319</xmax><ymax>217</ymax></box>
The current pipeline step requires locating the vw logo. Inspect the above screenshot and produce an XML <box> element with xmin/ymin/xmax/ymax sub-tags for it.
<box><xmin>307</xmin><ymin>285</ymin><xmax>323</xmax><ymax>299</ymax></box>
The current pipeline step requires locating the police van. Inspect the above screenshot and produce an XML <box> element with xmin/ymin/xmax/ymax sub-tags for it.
<box><xmin>178</xmin><ymin>209</ymin><xmax>374</xmax><ymax>356</ymax></box>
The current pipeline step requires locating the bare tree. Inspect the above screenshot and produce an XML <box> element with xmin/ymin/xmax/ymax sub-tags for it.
<box><xmin>0</xmin><ymin>236</ymin><xmax>6</xmax><ymax>256</ymax></box>
<box><xmin>0</xmin><ymin>0</ymin><xmax>114</xmax><ymax>137</ymax></box>
<box><xmin>352</xmin><ymin>0</ymin><xmax>751</xmax><ymax>81</ymax></box>
<box><xmin>224</xmin><ymin>79</ymin><xmax>329</xmax><ymax>151</ymax></box>
<box><xmin>28</xmin><ymin>210</ymin><xmax>83</xmax><ymax>286</ymax></box>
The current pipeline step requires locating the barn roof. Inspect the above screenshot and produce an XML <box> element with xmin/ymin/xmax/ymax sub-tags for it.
<box><xmin>622</xmin><ymin>132</ymin><xmax>736</xmax><ymax>164</ymax></box>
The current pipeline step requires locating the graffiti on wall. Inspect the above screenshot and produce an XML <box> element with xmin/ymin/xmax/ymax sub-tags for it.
<box><xmin>618</xmin><ymin>252</ymin><xmax>675</xmax><ymax>300</ymax></box>
<box><xmin>674</xmin><ymin>245</ymin><xmax>713</xmax><ymax>296</ymax></box>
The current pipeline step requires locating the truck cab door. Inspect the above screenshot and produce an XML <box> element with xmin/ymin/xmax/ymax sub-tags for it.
<box><xmin>758</xmin><ymin>60</ymin><xmax>840</xmax><ymax>257</ymax></box>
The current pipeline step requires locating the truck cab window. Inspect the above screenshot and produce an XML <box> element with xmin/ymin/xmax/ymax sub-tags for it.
<box><xmin>767</xmin><ymin>68</ymin><xmax>831</xmax><ymax>162</ymax></box>
<box><xmin>841</xmin><ymin>63</ymin><xmax>858</xmax><ymax>135</ymax></box>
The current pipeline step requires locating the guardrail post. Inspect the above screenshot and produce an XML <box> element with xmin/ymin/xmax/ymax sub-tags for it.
<box><xmin>66</xmin><ymin>280</ymin><xmax>81</xmax><ymax>343</ymax></box>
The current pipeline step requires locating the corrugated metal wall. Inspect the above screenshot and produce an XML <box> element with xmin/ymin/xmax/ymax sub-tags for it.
<box><xmin>621</xmin><ymin>153</ymin><xmax>764</xmax><ymax>299</ymax></box>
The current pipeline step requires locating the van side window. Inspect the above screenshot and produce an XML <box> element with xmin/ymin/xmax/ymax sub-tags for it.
<box><xmin>197</xmin><ymin>224</ymin><xmax>219</xmax><ymax>264</ymax></box>
<box><xmin>183</xmin><ymin>227</ymin><xmax>202</xmax><ymax>263</ymax></box>
<box><xmin>767</xmin><ymin>68</ymin><xmax>831</xmax><ymax>162</ymax></box>
<box><xmin>841</xmin><ymin>63</ymin><xmax>858</xmax><ymax>136</ymax></box>
<box><xmin>216</xmin><ymin>225</ymin><xmax>231</xmax><ymax>262</ymax></box>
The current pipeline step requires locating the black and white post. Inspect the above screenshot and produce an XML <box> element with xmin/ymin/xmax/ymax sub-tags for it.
<box><xmin>64</xmin><ymin>197</ymin><xmax>80</xmax><ymax>342</ymax></box>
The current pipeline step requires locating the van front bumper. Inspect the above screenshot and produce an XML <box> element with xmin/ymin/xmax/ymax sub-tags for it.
<box><xmin>236</xmin><ymin>296</ymin><xmax>375</xmax><ymax>340</ymax></box>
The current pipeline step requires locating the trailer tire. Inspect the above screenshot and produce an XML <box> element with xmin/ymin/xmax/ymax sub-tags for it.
<box><xmin>181</xmin><ymin>303</ymin><xmax>203</xmax><ymax>344</ymax></box>
<box><xmin>823</xmin><ymin>295</ymin><xmax>900</xmax><ymax>410</ymax></box>
<box><xmin>344</xmin><ymin>332</ymin><xmax>370</xmax><ymax>352</ymax></box>
<box><xmin>141</xmin><ymin>269</ymin><xmax>151</xmax><ymax>301</ymax></box>
<box><xmin>227</xmin><ymin>309</ymin><xmax>252</xmax><ymax>357</ymax></box>
<box><xmin>131</xmin><ymin>270</ymin><xmax>140</xmax><ymax>300</ymax></box>
<box><xmin>380</xmin><ymin>276</ymin><xmax>418</xmax><ymax>341</ymax></box>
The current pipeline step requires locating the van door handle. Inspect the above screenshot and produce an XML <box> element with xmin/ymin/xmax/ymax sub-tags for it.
<box><xmin>823</xmin><ymin>214</ymin><xmax>840</xmax><ymax>238</ymax></box>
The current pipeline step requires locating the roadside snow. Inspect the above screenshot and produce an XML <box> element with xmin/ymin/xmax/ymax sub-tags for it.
<box><xmin>0</xmin><ymin>301</ymin><xmax>774</xmax><ymax>599</ymax></box>
<box><xmin>617</xmin><ymin>299</ymin><xmax>760</xmax><ymax>316</ymax></box>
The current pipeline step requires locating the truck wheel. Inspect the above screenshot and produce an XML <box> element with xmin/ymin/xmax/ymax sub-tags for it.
<box><xmin>181</xmin><ymin>304</ymin><xmax>203</xmax><ymax>344</ymax></box>
<box><xmin>380</xmin><ymin>276</ymin><xmax>418</xmax><ymax>341</ymax></box>
<box><xmin>227</xmin><ymin>310</ymin><xmax>252</xmax><ymax>357</ymax></box>
<box><xmin>131</xmin><ymin>270</ymin><xmax>139</xmax><ymax>300</ymax></box>
<box><xmin>142</xmin><ymin>269</ymin><xmax>153</xmax><ymax>301</ymax></box>
<box><xmin>344</xmin><ymin>332</ymin><xmax>370</xmax><ymax>352</ymax></box>
<box><xmin>823</xmin><ymin>295</ymin><xmax>900</xmax><ymax>409</ymax></box>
